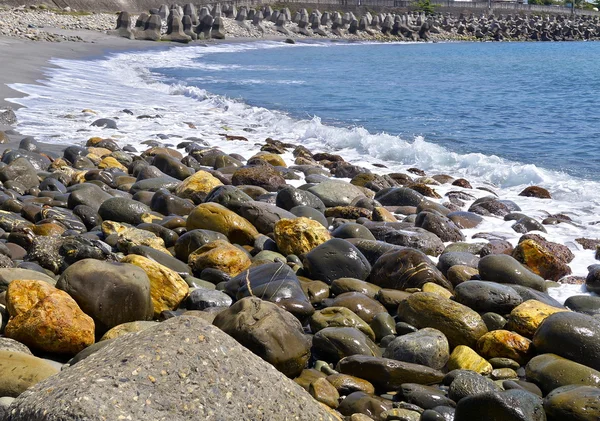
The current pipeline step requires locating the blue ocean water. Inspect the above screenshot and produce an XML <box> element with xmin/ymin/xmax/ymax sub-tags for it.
<box><xmin>153</xmin><ymin>41</ymin><xmax>600</xmax><ymax>180</ymax></box>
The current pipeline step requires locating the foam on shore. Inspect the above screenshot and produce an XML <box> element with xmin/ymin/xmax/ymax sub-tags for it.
<box><xmin>8</xmin><ymin>40</ymin><xmax>600</xmax><ymax>303</ymax></box>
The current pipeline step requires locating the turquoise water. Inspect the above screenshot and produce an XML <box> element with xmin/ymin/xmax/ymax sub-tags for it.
<box><xmin>153</xmin><ymin>41</ymin><xmax>600</xmax><ymax>180</ymax></box>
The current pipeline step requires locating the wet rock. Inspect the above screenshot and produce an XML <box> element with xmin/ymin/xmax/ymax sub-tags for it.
<box><xmin>308</xmin><ymin>180</ymin><xmax>365</xmax><ymax>207</ymax></box>
<box><xmin>0</xmin><ymin>157</ymin><xmax>39</xmax><ymax>190</ymax></box>
<box><xmin>276</xmin><ymin>186</ymin><xmax>326</xmax><ymax>212</ymax></box>
<box><xmin>237</xmin><ymin>201</ymin><xmax>295</xmax><ymax>235</ymax></box>
<box><xmin>204</xmin><ymin>185</ymin><xmax>253</xmax><ymax>212</ymax></box>
<box><xmin>397</xmin><ymin>292</ymin><xmax>488</xmax><ymax>348</ymax></box>
<box><xmin>57</xmin><ymin>259</ymin><xmax>153</xmax><ymax>334</ymax></box>
<box><xmin>174</xmin><ymin>170</ymin><xmax>223</xmax><ymax>201</ymax></box>
<box><xmin>309</xmin><ymin>377</ymin><xmax>339</xmax><ymax>409</ymax></box>
<box><xmin>447</xmin><ymin>211</ymin><xmax>483</xmax><ymax>229</ymax></box>
<box><xmin>478</xmin><ymin>254</ymin><xmax>546</xmax><ymax>291</ymax></box>
<box><xmin>453</xmin><ymin>281</ymin><xmax>522</xmax><ymax>314</ymax></box>
<box><xmin>188</xmin><ymin>239</ymin><xmax>251</xmax><ymax>277</ymax></box>
<box><xmin>468</xmin><ymin>197</ymin><xmax>510</xmax><ymax>217</ymax></box>
<box><xmin>447</xmin><ymin>345</ymin><xmax>493</xmax><ymax>375</ymax></box>
<box><xmin>396</xmin><ymin>383</ymin><xmax>456</xmax><ymax>410</ymax></box>
<box><xmin>437</xmin><ymin>251</ymin><xmax>480</xmax><ymax>277</ymax></box>
<box><xmin>98</xmin><ymin>196</ymin><xmax>152</xmax><ymax>225</ymax></box>
<box><xmin>331</xmin><ymin>278</ymin><xmax>380</xmax><ymax>299</ymax></box>
<box><xmin>332</xmin><ymin>223</ymin><xmax>376</xmax><ymax>241</ymax></box>
<box><xmin>477</xmin><ymin>330</ymin><xmax>534</xmax><ymax>365</ymax></box>
<box><xmin>415</xmin><ymin>212</ymin><xmax>464</xmax><ymax>242</ymax></box>
<box><xmin>447</xmin><ymin>265</ymin><xmax>479</xmax><ymax>286</ymax></box>
<box><xmin>585</xmin><ymin>264</ymin><xmax>600</xmax><ymax>294</ymax></box>
<box><xmin>328</xmin><ymin>292</ymin><xmax>387</xmax><ymax>324</ymax></box>
<box><xmin>337</xmin><ymin>355</ymin><xmax>444</xmax><ymax>392</ymax></box>
<box><xmin>506</xmin><ymin>299</ymin><xmax>568</xmax><ymax>338</ymax></box>
<box><xmin>213</xmin><ymin>296</ymin><xmax>310</xmax><ymax>378</ymax></box>
<box><xmin>533</xmin><ymin>311</ymin><xmax>600</xmax><ymax>371</ymax></box>
<box><xmin>326</xmin><ymin>373</ymin><xmax>375</xmax><ymax>395</ymax></box>
<box><xmin>526</xmin><ymin>353</ymin><xmax>600</xmax><ymax>395</ymax></box>
<box><xmin>0</xmin><ymin>268</ymin><xmax>57</xmax><ymax>292</ymax></box>
<box><xmin>303</xmin><ymin>238</ymin><xmax>371</xmax><ymax>284</ymax></box>
<box><xmin>173</xmin><ymin>229</ymin><xmax>227</xmax><ymax>261</ymax></box>
<box><xmin>337</xmin><ymin>391</ymin><xmax>393</xmax><ymax>419</ymax></box>
<box><xmin>310</xmin><ymin>307</ymin><xmax>376</xmax><ymax>341</ymax></box>
<box><xmin>312</xmin><ymin>327</ymin><xmax>381</xmax><ymax>363</ymax></box>
<box><xmin>232</xmin><ymin>165</ymin><xmax>286</xmax><ymax>192</ymax></box>
<box><xmin>519</xmin><ymin>186</ymin><xmax>551</xmax><ymax>199</ymax></box>
<box><xmin>102</xmin><ymin>221</ymin><xmax>169</xmax><ymax>254</ymax></box>
<box><xmin>383</xmin><ymin>328</ymin><xmax>449</xmax><ymax>370</ymax></box>
<box><xmin>370</xmin><ymin>248</ymin><xmax>452</xmax><ymax>291</ymax></box>
<box><xmin>376</xmin><ymin>187</ymin><xmax>424</xmax><ymax>207</ymax></box>
<box><xmin>543</xmin><ymin>385</ymin><xmax>600</xmax><ymax>421</ymax></box>
<box><xmin>564</xmin><ymin>295</ymin><xmax>600</xmax><ymax>317</ymax></box>
<box><xmin>512</xmin><ymin>216</ymin><xmax>547</xmax><ymax>234</ymax></box>
<box><xmin>448</xmin><ymin>370</ymin><xmax>501</xmax><ymax>402</ymax></box>
<box><xmin>512</xmin><ymin>239</ymin><xmax>571</xmax><ymax>281</ymax></box>
<box><xmin>186</xmin><ymin>202</ymin><xmax>259</xmax><ymax>246</ymax></box>
<box><xmin>454</xmin><ymin>389</ymin><xmax>545</xmax><ymax>421</ymax></box>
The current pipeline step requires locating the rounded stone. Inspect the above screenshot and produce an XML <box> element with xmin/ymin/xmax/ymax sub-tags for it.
<box><xmin>526</xmin><ymin>353</ymin><xmax>600</xmax><ymax>395</ymax></box>
<box><xmin>310</xmin><ymin>307</ymin><xmax>376</xmax><ymax>341</ymax></box>
<box><xmin>454</xmin><ymin>390</ymin><xmax>544</xmax><ymax>421</ymax></box>
<box><xmin>506</xmin><ymin>299</ymin><xmax>568</xmax><ymax>338</ymax></box>
<box><xmin>447</xmin><ymin>345</ymin><xmax>493</xmax><ymax>375</ymax></box>
<box><xmin>478</xmin><ymin>254</ymin><xmax>546</xmax><ymax>291</ymax></box>
<box><xmin>303</xmin><ymin>239</ymin><xmax>371</xmax><ymax>285</ymax></box>
<box><xmin>476</xmin><ymin>330</ymin><xmax>534</xmax><ymax>365</ymax></box>
<box><xmin>186</xmin><ymin>202</ymin><xmax>259</xmax><ymax>246</ymax></box>
<box><xmin>543</xmin><ymin>385</ymin><xmax>600</xmax><ymax>421</ymax></box>
<box><xmin>273</xmin><ymin>217</ymin><xmax>331</xmax><ymax>256</ymax></box>
<box><xmin>453</xmin><ymin>281</ymin><xmax>523</xmax><ymax>314</ymax></box>
<box><xmin>329</xmin><ymin>292</ymin><xmax>387</xmax><ymax>324</ymax></box>
<box><xmin>188</xmin><ymin>239</ymin><xmax>251</xmax><ymax>277</ymax></box>
<box><xmin>312</xmin><ymin>327</ymin><xmax>381</xmax><ymax>363</ymax></box>
<box><xmin>0</xmin><ymin>350</ymin><xmax>60</xmax><ymax>397</ymax></box>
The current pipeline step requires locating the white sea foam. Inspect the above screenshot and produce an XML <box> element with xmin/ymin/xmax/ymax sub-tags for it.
<box><xmin>7</xmin><ymin>41</ymin><xmax>600</xmax><ymax>304</ymax></box>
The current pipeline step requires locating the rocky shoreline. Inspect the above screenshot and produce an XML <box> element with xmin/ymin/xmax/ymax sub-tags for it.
<box><xmin>0</xmin><ymin>99</ymin><xmax>597</xmax><ymax>420</ymax></box>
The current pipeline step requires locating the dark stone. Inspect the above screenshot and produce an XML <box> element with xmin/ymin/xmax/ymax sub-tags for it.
<box><xmin>303</xmin><ymin>239</ymin><xmax>371</xmax><ymax>284</ymax></box>
<box><xmin>437</xmin><ymin>252</ymin><xmax>479</xmax><ymax>277</ymax></box>
<box><xmin>395</xmin><ymin>383</ymin><xmax>456</xmax><ymax>410</ymax></box>
<box><xmin>237</xmin><ymin>201</ymin><xmax>295</xmax><ymax>235</ymax></box>
<box><xmin>564</xmin><ymin>295</ymin><xmax>600</xmax><ymax>317</ymax></box>
<box><xmin>479</xmin><ymin>254</ymin><xmax>546</xmax><ymax>291</ymax></box>
<box><xmin>454</xmin><ymin>281</ymin><xmax>522</xmax><ymax>314</ymax></box>
<box><xmin>289</xmin><ymin>205</ymin><xmax>328</xmax><ymax>227</ymax></box>
<box><xmin>276</xmin><ymin>186</ymin><xmax>325</xmax><ymax>212</ymax></box>
<box><xmin>415</xmin><ymin>211</ymin><xmax>464</xmax><ymax>242</ymax></box>
<box><xmin>90</xmin><ymin>118</ymin><xmax>118</xmax><ymax>129</ymax></box>
<box><xmin>383</xmin><ymin>328</ymin><xmax>449</xmax><ymax>370</ymax></box>
<box><xmin>455</xmin><ymin>390</ymin><xmax>544</xmax><ymax>421</ymax></box>
<box><xmin>312</xmin><ymin>327</ymin><xmax>381</xmax><ymax>363</ymax></box>
<box><xmin>98</xmin><ymin>197</ymin><xmax>153</xmax><ymax>225</ymax></box>
<box><xmin>151</xmin><ymin>189</ymin><xmax>195</xmax><ymax>216</ymax></box>
<box><xmin>448</xmin><ymin>370</ymin><xmax>501</xmax><ymax>402</ymax></box>
<box><xmin>184</xmin><ymin>288</ymin><xmax>232</xmax><ymax>310</ymax></box>
<box><xmin>204</xmin><ymin>185</ymin><xmax>253</xmax><ymax>212</ymax></box>
<box><xmin>174</xmin><ymin>229</ymin><xmax>228</xmax><ymax>261</ymax></box>
<box><xmin>375</xmin><ymin>187</ymin><xmax>424</xmax><ymax>207</ymax></box>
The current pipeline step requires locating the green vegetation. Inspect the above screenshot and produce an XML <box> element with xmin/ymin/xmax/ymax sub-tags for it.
<box><xmin>415</xmin><ymin>0</ymin><xmax>436</xmax><ymax>14</ymax></box>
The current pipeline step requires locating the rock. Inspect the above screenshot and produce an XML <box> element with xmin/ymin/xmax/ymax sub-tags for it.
<box><xmin>0</xmin><ymin>157</ymin><xmax>39</xmax><ymax>190</ymax></box>
<box><xmin>415</xmin><ymin>212</ymin><xmax>464</xmax><ymax>242</ymax></box>
<box><xmin>447</xmin><ymin>211</ymin><xmax>483</xmax><ymax>229</ymax></box>
<box><xmin>56</xmin><ymin>259</ymin><xmax>153</xmax><ymax>334</ymax></box>
<box><xmin>332</xmin><ymin>223</ymin><xmax>376</xmax><ymax>241</ymax></box>
<box><xmin>102</xmin><ymin>221</ymin><xmax>169</xmax><ymax>254</ymax></box>
<box><xmin>173</xmin><ymin>229</ymin><xmax>228</xmax><ymax>261</ymax></box>
<box><xmin>447</xmin><ymin>345</ymin><xmax>493</xmax><ymax>375</ymax></box>
<box><xmin>295</xmin><ymin>368</ymin><xmax>327</xmax><ymax>391</ymax></box>
<box><xmin>184</xmin><ymin>288</ymin><xmax>232</xmax><ymax>311</ymax></box>
<box><xmin>383</xmin><ymin>328</ymin><xmax>449</xmax><ymax>370</ymax></box>
<box><xmin>543</xmin><ymin>385</ymin><xmax>600</xmax><ymax>421</ymax></box>
<box><xmin>232</xmin><ymin>166</ymin><xmax>286</xmax><ymax>192</ymax></box>
<box><xmin>331</xmin><ymin>278</ymin><xmax>380</xmax><ymax>299</ymax></box>
<box><xmin>476</xmin><ymin>330</ymin><xmax>534</xmax><ymax>365</ymax></box>
<box><xmin>310</xmin><ymin>307</ymin><xmax>376</xmax><ymax>341</ymax></box>
<box><xmin>326</xmin><ymin>373</ymin><xmax>375</xmax><ymax>395</ymax></box>
<box><xmin>369</xmin><ymin>248</ymin><xmax>453</xmax><ymax>291</ymax></box>
<box><xmin>328</xmin><ymin>292</ymin><xmax>387</xmax><ymax>324</ymax></box>
<box><xmin>337</xmin><ymin>391</ymin><xmax>393</xmax><ymax>419</ymax></box>
<box><xmin>506</xmin><ymin>299</ymin><xmax>568</xmax><ymax>338</ymax></box>
<box><xmin>526</xmin><ymin>353</ymin><xmax>600</xmax><ymax>395</ymax></box>
<box><xmin>120</xmin><ymin>255</ymin><xmax>188</xmax><ymax>318</ymax></box>
<box><xmin>225</xmin><ymin>262</ymin><xmax>313</xmax><ymax>320</ymax></box>
<box><xmin>0</xmin><ymin>338</ymin><xmax>32</xmax><ymax>355</ymax></box>
<box><xmin>508</xmin><ymin>284</ymin><xmax>563</xmax><ymax>308</ymax></box>
<box><xmin>448</xmin><ymin>370</ymin><xmax>501</xmax><ymax>402</ymax></box>
<box><xmin>276</xmin><ymin>186</ymin><xmax>326</xmax><ymax>212</ymax></box>
<box><xmin>512</xmin><ymin>239</ymin><xmax>571</xmax><ymax>281</ymax></box>
<box><xmin>454</xmin><ymin>390</ymin><xmax>545</xmax><ymax>421</ymax></box>
<box><xmin>0</xmin><ymin>350</ymin><xmax>59</xmax><ymax>397</ymax></box>
<box><xmin>100</xmin><ymin>320</ymin><xmax>159</xmax><ymax>341</ymax></box>
<box><xmin>308</xmin><ymin>180</ymin><xmax>365</xmax><ymax>207</ymax></box>
<box><xmin>564</xmin><ymin>295</ymin><xmax>600</xmax><ymax>317</ymax></box>
<box><xmin>447</xmin><ymin>265</ymin><xmax>480</xmax><ymax>286</ymax></box>
<box><xmin>303</xmin><ymin>239</ymin><xmax>371</xmax><ymax>284</ymax></box>
<box><xmin>369</xmin><ymin>224</ymin><xmax>444</xmax><ymax>256</ymax></box>
<box><xmin>453</xmin><ymin>281</ymin><xmax>523</xmax><ymax>314</ymax></box>
<box><xmin>396</xmin><ymin>383</ymin><xmax>456</xmax><ymax>410</ymax></box>
<box><xmin>237</xmin><ymin>201</ymin><xmax>296</xmax><ymax>235</ymax></box>
<box><xmin>437</xmin><ymin>251</ymin><xmax>480</xmax><ymax>277</ymax></box>
<box><xmin>337</xmin><ymin>355</ymin><xmax>444</xmax><ymax>392</ymax></box>
<box><xmin>478</xmin><ymin>254</ymin><xmax>546</xmax><ymax>291</ymax></box>
<box><xmin>7</xmin><ymin>316</ymin><xmax>337</xmax><ymax>420</ymax></box>
<box><xmin>376</xmin><ymin>187</ymin><xmax>424</xmax><ymax>207</ymax></box>
<box><xmin>213</xmin><ymin>297</ymin><xmax>311</xmax><ymax>378</ymax></box>
<box><xmin>533</xmin><ymin>311</ymin><xmax>600</xmax><ymax>371</ymax></box>
<box><xmin>309</xmin><ymin>377</ymin><xmax>340</xmax><ymax>409</ymax></box>
<box><xmin>397</xmin><ymin>292</ymin><xmax>488</xmax><ymax>348</ymax></box>
<box><xmin>174</xmin><ymin>170</ymin><xmax>223</xmax><ymax>201</ymax></box>
<box><xmin>186</xmin><ymin>203</ymin><xmax>259</xmax><ymax>246</ymax></box>
<box><xmin>585</xmin><ymin>264</ymin><xmax>600</xmax><ymax>294</ymax></box>
<box><xmin>204</xmin><ymin>185</ymin><xmax>253</xmax><ymax>212</ymax></box>
<box><xmin>97</xmin><ymin>197</ymin><xmax>152</xmax><ymax>225</ymax></box>
<box><xmin>5</xmin><ymin>280</ymin><xmax>94</xmax><ymax>355</ymax></box>
<box><xmin>312</xmin><ymin>327</ymin><xmax>381</xmax><ymax>363</ymax></box>
<box><xmin>188</xmin><ymin>239</ymin><xmax>251</xmax><ymax>277</ymax></box>
<box><xmin>0</xmin><ymin>268</ymin><xmax>57</xmax><ymax>292</ymax></box>
<box><xmin>519</xmin><ymin>186</ymin><xmax>551</xmax><ymax>199</ymax></box>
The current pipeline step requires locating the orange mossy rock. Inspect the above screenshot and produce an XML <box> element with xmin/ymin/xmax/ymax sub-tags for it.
<box><xmin>188</xmin><ymin>239</ymin><xmax>251</xmax><ymax>277</ymax></box>
<box><xmin>274</xmin><ymin>217</ymin><xmax>332</xmax><ymax>256</ymax></box>
<box><xmin>5</xmin><ymin>279</ymin><xmax>94</xmax><ymax>355</ymax></box>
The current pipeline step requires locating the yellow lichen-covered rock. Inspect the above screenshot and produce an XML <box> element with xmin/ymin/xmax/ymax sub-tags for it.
<box><xmin>0</xmin><ymin>350</ymin><xmax>59</xmax><ymax>397</ymax></box>
<box><xmin>476</xmin><ymin>329</ymin><xmax>534</xmax><ymax>365</ymax></box>
<box><xmin>447</xmin><ymin>345</ymin><xmax>493</xmax><ymax>375</ymax></box>
<box><xmin>512</xmin><ymin>239</ymin><xmax>571</xmax><ymax>281</ymax></box>
<box><xmin>175</xmin><ymin>170</ymin><xmax>223</xmax><ymax>200</ymax></box>
<box><xmin>507</xmin><ymin>299</ymin><xmax>569</xmax><ymax>338</ymax></box>
<box><xmin>5</xmin><ymin>280</ymin><xmax>95</xmax><ymax>355</ymax></box>
<box><xmin>309</xmin><ymin>377</ymin><xmax>340</xmax><ymax>409</ymax></box>
<box><xmin>88</xmin><ymin>147</ymin><xmax>112</xmax><ymax>158</ymax></box>
<box><xmin>121</xmin><ymin>254</ymin><xmax>189</xmax><ymax>317</ymax></box>
<box><xmin>422</xmin><ymin>282</ymin><xmax>453</xmax><ymax>299</ymax></box>
<box><xmin>101</xmin><ymin>221</ymin><xmax>170</xmax><ymax>254</ymax></box>
<box><xmin>98</xmin><ymin>156</ymin><xmax>127</xmax><ymax>172</ymax></box>
<box><xmin>188</xmin><ymin>239</ymin><xmax>251</xmax><ymax>277</ymax></box>
<box><xmin>251</xmin><ymin>152</ymin><xmax>287</xmax><ymax>167</ymax></box>
<box><xmin>372</xmin><ymin>207</ymin><xmax>397</xmax><ymax>222</ymax></box>
<box><xmin>100</xmin><ymin>320</ymin><xmax>160</xmax><ymax>341</ymax></box>
<box><xmin>86</xmin><ymin>137</ymin><xmax>104</xmax><ymax>147</ymax></box>
<box><xmin>186</xmin><ymin>202</ymin><xmax>259</xmax><ymax>246</ymax></box>
<box><xmin>274</xmin><ymin>217</ymin><xmax>332</xmax><ymax>256</ymax></box>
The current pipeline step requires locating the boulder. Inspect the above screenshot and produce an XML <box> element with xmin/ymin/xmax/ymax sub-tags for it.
<box><xmin>447</xmin><ymin>345</ymin><xmax>493</xmax><ymax>375</ymax></box>
<box><xmin>512</xmin><ymin>239</ymin><xmax>571</xmax><ymax>281</ymax></box>
<box><xmin>276</xmin><ymin>186</ymin><xmax>326</xmax><ymax>212</ymax></box>
<box><xmin>369</xmin><ymin>248</ymin><xmax>452</xmax><ymax>291</ymax></box>
<box><xmin>383</xmin><ymin>328</ymin><xmax>449</xmax><ymax>370</ymax></box>
<box><xmin>186</xmin><ymin>203</ymin><xmax>259</xmax><ymax>246</ymax></box>
<box><xmin>454</xmin><ymin>390</ymin><xmax>544</xmax><ymax>421</ymax></box>
<box><xmin>174</xmin><ymin>170</ymin><xmax>223</xmax><ymax>201</ymax></box>
<box><xmin>397</xmin><ymin>292</ymin><xmax>488</xmax><ymax>348</ymax></box>
<box><xmin>453</xmin><ymin>281</ymin><xmax>522</xmax><ymax>314</ymax></box>
<box><xmin>109</xmin><ymin>11</ymin><xmax>134</xmax><ymax>39</ymax></box>
<box><xmin>237</xmin><ymin>202</ymin><xmax>296</xmax><ymax>235</ymax></box>
<box><xmin>308</xmin><ymin>180</ymin><xmax>365</xmax><ymax>207</ymax></box>
<box><xmin>7</xmin><ymin>316</ymin><xmax>337</xmax><ymax>420</ymax></box>
<box><xmin>312</xmin><ymin>327</ymin><xmax>381</xmax><ymax>363</ymax></box>
<box><xmin>213</xmin><ymin>297</ymin><xmax>311</xmax><ymax>378</ymax></box>
<box><xmin>56</xmin><ymin>259</ymin><xmax>153</xmax><ymax>334</ymax></box>
<box><xmin>0</xmin><ymin>268</ymin><xmax>57</xmax><ymax>292</ymax></box>
<box><xmin>476</xmin><ymin>330</ymin><xmax>534</xmax><ymax>365</ymax></box>
<box><xmin>0</xmin><ymin>351</ymin><xmax>59</xmax><ymax>397</ymax></box>
<box><xmin>303</xmin><ymin>239</ymin><xmax>371</xmax><ymax>284</ymax></box>
<box><xmin>274</xmin><ymin>217</ymin><xmax>331</xmax><ymax>256</ymax></box>
<box><xmin>543</xmin><ymin>385</ymin><xmax>600</xmax><ymax>421</ymax></box>
<box><xmin>526</xmin><ymin>353</ymin><xmax>600</xmax><ymax>395</ymax></box>
<box><xmin>0</xmin><ymin>157</ymin><xmax>39</xmax><ymax>190</ymax></box>
<box><xmin>506</xmin><ymin>299</ymin><xmax>568</xmax><ymax>338</ymax></box>
<box><xmin>5</xmin><ymin>280</ymin><xmax>94</xmax><ymax>355</ymax></box>
<box><xmin>478</xmin><ymin>254</ymin><xmax>546</xmax><ymax>291</ymax></box>
<box><xmin>120</xmin><ymin>255</ymin><xmax>189</xmax><ymax>317</ymax></box>
<box><xmin>533</xmin><ymin>311</ymin><xmax>600</xmax><ymax>371</ymax></box>
<box><xmin>232</xmin><ymin>166</ymin><xmax>286</xmax><ymax>192</ymax></box>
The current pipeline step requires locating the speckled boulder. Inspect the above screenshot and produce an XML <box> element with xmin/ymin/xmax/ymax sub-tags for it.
<box><xmin>7</xmin><ymin>316</ymin><xmax>337</xmax><ymax>420</ymax></box>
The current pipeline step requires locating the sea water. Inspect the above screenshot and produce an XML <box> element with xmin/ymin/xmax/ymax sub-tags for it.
<box><xmin>8</xmin><ymin>40</ymin><xmax>600</xmax><ymax>303</ymax></box>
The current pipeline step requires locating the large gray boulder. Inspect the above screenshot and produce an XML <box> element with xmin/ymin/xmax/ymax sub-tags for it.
<box><xmin>6</xmin><ymin>317</ymin><xmax>337</xmax><ymax>421</ymax></box>
<box><xmin>109</xmin><ymin>11</ymin><xmax>134</xmax><ymax>39</ymax></box>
